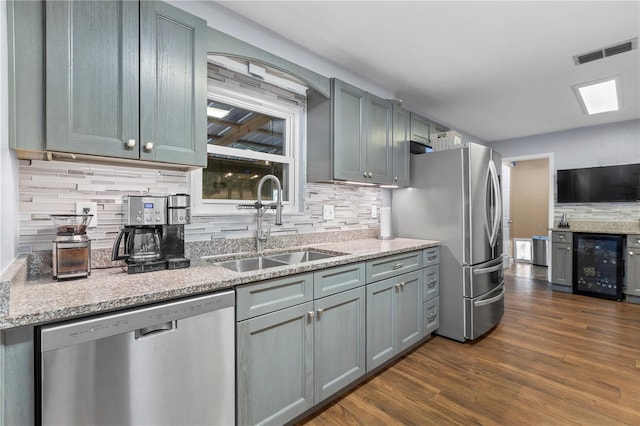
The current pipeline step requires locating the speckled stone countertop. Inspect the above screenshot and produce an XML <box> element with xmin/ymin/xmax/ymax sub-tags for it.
<box><xmin>550</xmin><ymin>221</ymin><xmax>640</xmax><ymax>234</ymax></box>
<box><xmin>0</xmin><ymin>238</ymin><xmax>439</xmax><ymax>330</ymax></box>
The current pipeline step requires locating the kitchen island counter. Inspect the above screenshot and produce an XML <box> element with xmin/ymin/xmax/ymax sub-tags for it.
<box><xmin>0</xmin><ymin>238</ymin><xmax>439</xmax><ymax>329</ymax></box>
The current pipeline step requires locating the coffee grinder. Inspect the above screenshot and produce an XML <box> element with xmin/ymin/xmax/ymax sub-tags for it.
<box><xmin>51</xmin><ymin>214</ymin><xmax>93</xmax><ymax>280</ymax></box>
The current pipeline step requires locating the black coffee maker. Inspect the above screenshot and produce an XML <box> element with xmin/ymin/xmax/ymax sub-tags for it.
<box><xmin>112</xmin><ymin>195</ymin><xmax>190</xmax><ymax>274</ymax></box>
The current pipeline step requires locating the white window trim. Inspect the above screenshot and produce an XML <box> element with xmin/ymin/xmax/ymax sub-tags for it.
<box><xmin>190</xmin><ymin>81</ymin><xmax>305</xmax><ymax>216</ymax></box>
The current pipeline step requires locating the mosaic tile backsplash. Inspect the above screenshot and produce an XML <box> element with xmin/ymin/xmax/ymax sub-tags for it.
<box><xmin>554</xmin><ymin>203</ymin><xmax>640</xmax><ymax>225</ymax></box>
<box><xmin>18</xmin><ymin>159</ymin><xmax>382</xmax><ymax>256</ymax></box>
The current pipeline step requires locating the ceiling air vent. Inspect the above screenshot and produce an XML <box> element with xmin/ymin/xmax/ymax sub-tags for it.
<box><xmin>573</xmin><ymin>38</ymin><xmax>638</xmax><ymax>65</ymax></box>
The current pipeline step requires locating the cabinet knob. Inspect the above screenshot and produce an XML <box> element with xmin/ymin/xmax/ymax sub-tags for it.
<box><xmin>394</xmin><ymin>283</ymin><xmax>401</xmax><ymax>290</ymax></box>
<box><xmin>566</xmin><ymin>247</ymin><xmax>571</xmax><ymax>251</ymax></box>
<box><xmin>394</xmin><ymin>176</ymin><xmax>398</xmax><ymax>182</ymax></box>
<box><xmin>126</xmin><ymin>139</ymin><xmax>136</xmax><ymax>148</ymax></box>
<box><xmin>307</xmin><ymin>311</ymin><xmax>315</xmax><ymax>320</ymax></box>
<box><xmin>368</xmin><ymin>172</ymin><xmax>373</xmax><ymax>178</ymax></box>
<box><xmin>630</xmin><ymin>252</ymin><xmax>634</xmax><ymax>256</ymax></box>
<box><xmin>144</xmin><ymin>142</ymin><xmax>154</xmax><ymax>151</ymax></box>
<box><xmin>363</xmin><ymin>172</ymin><xmax>368</xmax><ymax>178</ymax></box>
<box><xmin>316</xmin><ymin>308</ymin><xmax>324</xmax><ymax>319</ymax></box>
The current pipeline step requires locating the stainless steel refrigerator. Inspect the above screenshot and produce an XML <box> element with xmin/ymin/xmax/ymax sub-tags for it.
<box><xmin>392</xmin><ymin>143</ymin><xmax>504</xmax><ymax>342</ymax></box>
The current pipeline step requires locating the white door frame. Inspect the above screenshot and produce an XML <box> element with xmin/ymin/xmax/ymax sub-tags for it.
<box><xmin>502</xmin><ymin>152</ymin><xmax>555</xmax><ymax>281</ymax></box>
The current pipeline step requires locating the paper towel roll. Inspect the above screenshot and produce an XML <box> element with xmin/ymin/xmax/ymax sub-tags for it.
<box><xmin>380</xmin><ymin>205</ymin><xmax>392</xmax><ymax>239</ymax></box>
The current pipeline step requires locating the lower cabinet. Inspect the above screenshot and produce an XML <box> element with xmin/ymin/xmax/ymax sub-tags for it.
<box><xmin>551</xmin><ymin>231</ymin><xmax>573</xmax><ymax>289</ymax></box>
<box><xmin>625</xmin><ymin>234</ymin><xmax>640</xmax><ymax>301</ymax></box>
<box><xmin>366</xmin><ymin>270</ymin><xmax>423</xmax><ymax>371</ymax></box>
<box><xmin>236</xmin><ymin>266</ymin><xmax>366</xmax><ymax>426</ymax></box>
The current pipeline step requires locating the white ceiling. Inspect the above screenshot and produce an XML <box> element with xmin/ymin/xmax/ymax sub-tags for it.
<box><xmin>215</xmin><ymin>1</ymin><xmax>640</xmax><ymax>142</ymax></box>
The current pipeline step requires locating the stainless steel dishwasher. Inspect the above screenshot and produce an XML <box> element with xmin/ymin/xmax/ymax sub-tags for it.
<box><xmin>37</xmin><ymin>290</ymin><xmax>235</xmax><ymax>426</ymax></box>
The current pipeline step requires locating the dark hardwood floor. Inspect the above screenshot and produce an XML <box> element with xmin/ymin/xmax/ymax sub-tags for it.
<box><xmin>298</xmin><ymin>274</ymin><xmax>640</xmax><ymax>425</ymax></box>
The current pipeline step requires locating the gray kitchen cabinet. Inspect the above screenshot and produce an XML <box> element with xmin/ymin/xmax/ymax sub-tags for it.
<box><xmin>551</xmin><ymin>232</ymin><xmax>573</xmax><ymax>289</ymax></box>
<box><xmin>410</xmin><ymin>113</ymin><xmax>430</xmax><ymax>146</ymax></box>
<box><xmin>430</xmin><ymin>121</ymin><xmax>450</xmax><ymax>136</ymax></box>
<box><xmin>625</xmin><ymin>235</ymin><xmax>640</xmax><ymax>302</ymax></box>
<box><xmin>366</xmin><ymin>270</ymin><xmax>423</xmax><ymax>371</ymax></box>
<box><xmin>423</xmin><ymin>296</ymin><xmax>440</xmax><ymax>335</ymax></box>
<box><xmin>308</xmin><ymin>78</ymin><xmax>393</xmax><ymax>184</ymax></box>
<box><xmin>45</xmin><ymin>0</ymin><xmax>206</xmax><ymax>167</ymax></box>
<box><xmin>422</xmin><ymin>247</ymin><xmax>440</xmax><ymax>338</ymax></box>
<box><xmin>236</xmin><ymin>301</ymin><xmax>314</xmax><ymax>426</ymax></box>
<box><xmin>313</xmin><ymin>286</ymin><xmax>366</xmax><ymax>403</ymax></box>
<box><xmin>392</xmin><ymin>105</ymin><xmax>411</xmax><ymax>186</ymax></box>
<box><xmin>236</xmin><ymin>264</ymin><xmax>366</xmax><ymax>425</ymax></box>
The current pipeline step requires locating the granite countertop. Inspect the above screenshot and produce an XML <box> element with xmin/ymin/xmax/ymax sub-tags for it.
<box><xmin>0</xmin><ymin>238</ymin><xmax>439</xmax><ymax>330</ymax></box>
<box><xmin>550</xmin><ymin>221</ymin><xmax>640</xmax><ymax>235</ymax></box>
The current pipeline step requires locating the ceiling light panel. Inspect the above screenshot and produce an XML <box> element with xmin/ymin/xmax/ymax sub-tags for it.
<box><xmin>573</xmin><ymin>77</ymin><xmax>621</xmax><ymax>115</ymax></box>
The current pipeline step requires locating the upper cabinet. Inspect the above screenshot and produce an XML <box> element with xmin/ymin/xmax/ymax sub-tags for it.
<box><xmin>12</xmin><ymin>0</ymin><xmax>207</xmax><ymax>168</ymax></box>
<box><xmin>308</xmin><ymin>78</ymin><xmax>393</xmax><ymax>185</ymax></box>
<box><xmin>392</xmin><ymin>105</ymin><xmax>410</xmax><ymax>187</ymax></box>
<box><xmin>409</xmin><ymin>113</ymin><xmax>430</xmax><ymax>145</ymax></box>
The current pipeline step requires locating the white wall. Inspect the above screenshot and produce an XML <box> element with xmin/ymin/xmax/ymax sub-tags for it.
<box><xmin>0</xmin><ymin>1</ymin><xmax>19</xmax><ymax>274</ymax></box>
<box><xmin>487</xmin><ymin>119</ymin><xmax>640</xmax><ymax>171</ymax></box>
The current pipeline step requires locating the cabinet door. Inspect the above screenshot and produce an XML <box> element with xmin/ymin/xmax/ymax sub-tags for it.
<box><xmin>237</xmin><ymin>302</ymin><xmax>314</xmax><ymax>426</ymax></box>
<box><xmin>46</xmin><ymin>0</ymin><xmax>139</xmax><ymax>159</ymax></box>
<box><xmin>366</xmin><ymin>278</ymin><xmax>397</xmax><ymax>371</ymax></box>
<box><xmin>423</xmin><ymin>296</ymin><xmax>440</xmax><ymax>336</ymax></box>
<box><xmin>392</xmin><ymin>105</ymin><xmax>410</xmax><ymax>186</ymax></box>
<box><xmin>551</xmin><ymin>242</ymin><xmax>573</xmax><ymax>286</ymax></box>
<box><xmin>140</xmin><ymin>1</ymin><xmax>207</xmax><ymax>166</ymax></box>
<box><xmin>410</xmin><ymin>113</ymin><xmax>430</xmax><ymax>145</ymax></box>
<box><xmin>333</xmin><ymin>79</ymin><xmax>366</xmax><ymax>181</ymax></box>
<box><xmin>423</xmin><ymin>265</ymin><xmax>440</xmax><ymax>301</ymax></box>
<box><xmin>397</xmin><ymin>271</ymin><xmax>423</xmax><ymax>352</ymax></box>
<box><xmin>626</xmin><ymin>248</ymin><xmax>640</xmax><ymax>296</ymax></box>
<box><xmin>314</xmin><ymin>287</ymin><xmax>366</xmax><ymax>403</ymax></box>
<box><xmin>366</xmin><ymin>93</ymin><xmax>393</xmax><ymax>184</ymax></box>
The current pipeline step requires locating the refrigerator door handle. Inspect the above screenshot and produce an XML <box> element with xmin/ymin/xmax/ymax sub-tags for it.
<box><xmin>474</xmin><ymin>287</ymin><xmax>505</xmax><ymax>307</ymax></box>
<box><xmin>473</xmin><ymin>262</ymin><xmax>503</xmax><ymax>275</ymax></box>
<box><xmin>484</xmin><ymin>164</ymin><xmax>493</xmax><ymax>245</ymax></box>
<box><xmin>488</xmin><ymin>160</ymin><xmax>502</xmax><ymax>248</ymax></box>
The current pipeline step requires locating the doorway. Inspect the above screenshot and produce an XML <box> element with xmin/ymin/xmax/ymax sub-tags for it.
<box><xmin>502</xmin><ymin>153</ymin><xmax>554</xmax><ymax>281</ymax></box>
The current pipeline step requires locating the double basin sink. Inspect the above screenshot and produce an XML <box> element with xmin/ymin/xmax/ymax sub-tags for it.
<box><xmin>214</xmin><ymin>249</ymin><xmax>345</xmax><ymax>273</ymax></box>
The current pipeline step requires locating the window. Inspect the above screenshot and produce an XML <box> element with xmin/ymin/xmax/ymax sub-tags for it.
<box><xmin>191</xmin><ymin>79</ymin><xmax>305</xmax><ymax>215</ymax></box>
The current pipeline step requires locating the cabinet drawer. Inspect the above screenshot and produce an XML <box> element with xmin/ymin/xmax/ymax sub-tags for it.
<box><xmin>552</xmin><ymin>231</ymin><xmax>572</xmax><ymax>244</ymax></box>
<box><xmin>628</xmin><ymin>234</ymin><xmax>640</xmax><ymax>248</ymax></box>
<box><xmin>314</xmin><ymin>262</ymin><xmax>365</xmax><ymax>299</ymax></box>
<box><xmin>366</xmin><ymin>251</ymin><xmax>422</xmax><ymax>283</ymax></box>
<box><xmin>236</xmin><ymin>273</ymin><xmax>314</xmax><ymax>321</ymax></box>
<box><xmin>423</xmin><ymin>296</ymin><xmax>440</xmax><ymax>336</ymax></box>
<box><xmin>423</xmin><ymin>247</ymin><xmax>440</xmax><ymax>267</ymax></box>
<box><xmin>423</xmin><ymin>265</ymin><xmax>440</xmax><ymax>301</ymax></box>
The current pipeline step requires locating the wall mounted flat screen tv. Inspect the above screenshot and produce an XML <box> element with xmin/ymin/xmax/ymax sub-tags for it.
<box><xmin>557</xmin><ymin>164</ymin><xmax>640</xmax><ymax>203</ymax></box>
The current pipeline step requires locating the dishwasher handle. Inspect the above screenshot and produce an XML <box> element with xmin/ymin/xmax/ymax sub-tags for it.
<box><xmin>135</xmin><ymin>320</ymin><xmax>177</xmax><ymax>340</ymax></box>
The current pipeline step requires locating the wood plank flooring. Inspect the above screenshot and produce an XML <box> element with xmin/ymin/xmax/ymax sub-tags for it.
<box><xmin>298</xmin><ymin>275</ymin><xmax>640</xmax><ymax>425</ymax></box>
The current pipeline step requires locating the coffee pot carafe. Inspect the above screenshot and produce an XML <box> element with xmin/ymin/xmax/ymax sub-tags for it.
<box><xmin>112</xmin><ymin>226</ymin><xmax>162</xmax><ymax>263</ymax></box>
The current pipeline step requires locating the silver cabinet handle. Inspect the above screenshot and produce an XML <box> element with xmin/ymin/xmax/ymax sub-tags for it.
<box><xmin>363</xmin><ymin>172</ymin><xmax>368</xmax><ymax>178</ymax></box>
<box><xmin>392</xmin><ymin>262</ymin><xmax>404</xmax><ymax>270</ymax></box>
<box><xmin>400</xmin><ymin>282</ymin><xmax>405</xmax><ymax>288</ymax></box>
<box><xmin>427</xmin><ymin>313</ymin><xmax>437</xmax><ymax>321</ymax></box>
<box><xmin>566</xmin><ymin>247</ymin><xmax>571</xmax><ymax>251</ymax></box>
<box><xmin>630</xmin><ymin>252</ymin><xmax>634</xmax><ymax>256</ymax></box>
<box><xmin>427</xmin><ymin>255</ymin><xmax>437</xmax><ymax>261</ymax></box>
<box><xmin>394</xmin><ymin>176</ymin><xmax>398</xmax><ymax>181</ymax></box>
<box><xmin>427</xmin><ymin>279</ymin><xmax>437</xmax><ymax>288</ymax></box>
<box><xmin>308</xmin><ymin>311</ymin><xmax>315</xmax><ymax>320</ymax></box>
<box><xmin>316</xmin><ymin>308</ymin><xmax>324</xmax><ymax>319</ymax></box>
<box><xmin>394</xmin><ymin>283</ymin><xmax>401</xmax><ymax>291</ymax></box>
<box><xmin>144</xmin><ymin>142</ymin><xmax>154</xmax><ymax>151</ymax></box>
<box><xmin>126</xmin><ymin>139</ymin><xmax>136</xmax><ymax>148</ymax></box>
<box><xmin>368</xmin><ymin>172</ymin><xmax>373</xmax><ymax>178</ymax></box>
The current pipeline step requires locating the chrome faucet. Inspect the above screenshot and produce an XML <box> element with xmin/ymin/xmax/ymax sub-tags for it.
<box><xmin>237</xmin><ymin>174</ymin><xmax>283</xmax><ymax>253</ymax></box>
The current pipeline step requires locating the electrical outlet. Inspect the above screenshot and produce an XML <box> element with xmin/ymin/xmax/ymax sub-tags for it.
<box><xmin>75</xmin><ymin>202</ymin><xmax>98</xmax><ymax>227</ymax></box>
<box><xmin>323</xmin><ymin>205</ymin><xmax>335</xmax><ymax>220</ymax></box>
<box><xmin>371</xmin><ymin>205</ymin><xmax>377</xmax><ymax>218</ymax></box>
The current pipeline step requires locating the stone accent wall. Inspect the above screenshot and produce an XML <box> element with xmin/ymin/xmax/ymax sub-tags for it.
<box><xmin>18</xmin><ymin>159</ymin><xmax>381</xmax><ymax>256</ymax></box>
<box><xmin>554</xmin><ymin>203</ymin><xmax>640</xmax><ymax>226</ymax></box>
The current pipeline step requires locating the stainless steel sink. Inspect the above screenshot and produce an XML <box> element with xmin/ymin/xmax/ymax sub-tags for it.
<box><xmin>215</xmin><ymin>256</ymin><xmax>289</xmax><ymax>273</ymax></box>
<box><xmin>266</xmin><ymin>249</ymin><xmax>340</xmax><ymax>264</ymax></box>
<box><xmin>214</xmin><ymin>249</ymin><xmax>345</xmax><ymax>272</ymax></box>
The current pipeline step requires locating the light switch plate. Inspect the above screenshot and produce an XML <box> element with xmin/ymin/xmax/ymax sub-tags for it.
<box><xmin>323</xmin><ymin>205</ymin><xmax>334</xmax><ymax>220</ymax></box>
<box><xmin>371</xmin><ymin>205</ymin><xmax>377</xmax><ymax>218</ymax></box>
<box><xmin>75</xmin><ymin>202</ymin><xmax>98</xmax><ymax>227</ymax></box>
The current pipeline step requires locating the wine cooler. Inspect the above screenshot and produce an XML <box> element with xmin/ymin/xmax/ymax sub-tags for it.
<box><xmin>573</xmin><ymin>233</ymin><xmax>624</xmax><ymax>301</ymax></box>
